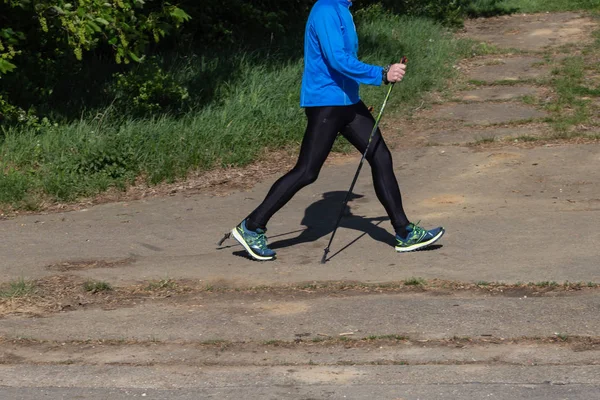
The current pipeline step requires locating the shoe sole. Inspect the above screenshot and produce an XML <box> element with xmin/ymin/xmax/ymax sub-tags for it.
<box><xmin>231</xmin><ymin>228</ymin><xmax>276</xmax><ymax>261</ymax></box>
<box><xmin>395</xmin><ymin>228</ymin><xmax>445</xmax><ymax>253</ymax></box>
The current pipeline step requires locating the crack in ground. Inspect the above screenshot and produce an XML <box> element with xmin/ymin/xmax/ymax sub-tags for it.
<box><xmin>2</xmin><ymin>275</ymin><xmax>599</xmax><ymax>318</ymax></box>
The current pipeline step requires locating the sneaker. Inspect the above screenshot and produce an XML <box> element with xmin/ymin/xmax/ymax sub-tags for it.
<box><xmin>395</xmin><ymin>222</ymin><xmax>445</xmax><ymax>252</ymax></box>
<box><xmin>231</xmin><ymin>220</ymin><xmax>276</xmax><ymax>261</ymax></box>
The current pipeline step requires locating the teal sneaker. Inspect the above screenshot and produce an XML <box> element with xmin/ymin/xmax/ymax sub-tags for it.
<box><xmin>231</xmin><ymin>220</ymin><xmax>276</xmax><ymax>261</ymax></box>
<box><xmin>395</xmin><ymin>222</ymin><xmax>445</xmax><ymax>252</ymax></box>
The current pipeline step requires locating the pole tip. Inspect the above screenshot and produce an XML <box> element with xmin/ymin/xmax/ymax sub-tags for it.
<box><xmin>217</xmin><ymin>232</ymin><xmax>231</xmax><ymax>246</ymax></box>
<box><xmin>321</xmin><ymin>249</ymin><xmax>329</xmax><ymax>264</ymax></box>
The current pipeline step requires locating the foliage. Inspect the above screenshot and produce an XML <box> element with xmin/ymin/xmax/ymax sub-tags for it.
<box><xmin>0</xmin><ymin>0</ymin><xmax>190</xmax><ymax>124</ymax></box>
<box><xmin>0</xmin><ymin>7</ymin><xmax>477</xmax><ymax>208</ymax></box>
<box><xmin>0</xmin><ymin>0</ymin><xmax>190</xmax><ymax>69</ymax></box>
<box><xmin>109</xmin><ymin>58</ymin><xmax>190</xmax><ymax>116</ymax></box>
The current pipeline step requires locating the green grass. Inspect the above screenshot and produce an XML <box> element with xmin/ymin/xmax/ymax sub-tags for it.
<box><xmin>497</xmin><ymin>0</ymin><xmax>600</xmax><ymax>13</ymax></box>
<box><xmin>83</xmin><ymin>280</ymin><xmax>113</xmax><ymax>293</ymax></box>
<box><xmin>468</xmin><ymin>0</ymin><xmax>600</xmax><ymax>14</ymax></box>
<box><xmin>547</xmin><ymin>56</ymin><xmax>597</xmax><ymax>136</ymax></box>
<box><xmin>521</xmin><ymin>95</ymin><xmax>537</xmax><ymax>105</ymax></box>
<box><xmin>0</xmin><ymin>11</ymin><xmax>482</xmax><ymax>210</ymax></box>
<box><xmin>0</xmin><ymin>278</ymin><xmax>36</xmax><ymax>298</ymax></box>
<box><xmin>404</xmin><ymin>277</ymin><xmax>426</xmax><ymax>286</ymax></box>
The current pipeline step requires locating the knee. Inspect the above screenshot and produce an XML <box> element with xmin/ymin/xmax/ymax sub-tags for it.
<box><xmin>290</xmin><ymin>165</ymin><xmax>320</xmax><ymax>187</ymax></box>
<box><xmin>367</xmin><ymin>146</ymin><xmax>393</xmax><ymax>169</ymax></box>
<box><xmin>301</xmin><ymin>169</ymin><xmax>320</xmax><ymax>186</ymax></box>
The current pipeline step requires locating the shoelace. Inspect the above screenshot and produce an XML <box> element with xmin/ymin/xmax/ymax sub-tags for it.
<box><xmin>252</xmin><ymin>231</ymin><xmax>269</xmax><ymax>249</ymax></box>
<box><xmin>408</xmin><ymin>222</ymin><xmax>426</xmax><ymax>241</ymax></box>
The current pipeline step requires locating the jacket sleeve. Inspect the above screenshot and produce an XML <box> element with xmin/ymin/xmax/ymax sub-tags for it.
<box><xmin>313</xmin><ymin>9</ymin><xmax>383</xmax><ymax>86</ymax></box>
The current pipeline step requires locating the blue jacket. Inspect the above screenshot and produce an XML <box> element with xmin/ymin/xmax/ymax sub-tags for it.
<box><xmin>300</xmin><ymin>0</ymin><xmax>383</xmax><ymax>107</ymax></box>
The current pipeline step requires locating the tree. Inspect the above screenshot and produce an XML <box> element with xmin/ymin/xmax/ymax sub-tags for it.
<box><xmin>0</xmin><ymin>0</ymin><xmax>190</xmax><ymax>124</ymax></box>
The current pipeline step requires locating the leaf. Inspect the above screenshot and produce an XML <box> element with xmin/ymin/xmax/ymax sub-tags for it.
<box><xmin>87</xmin><ymin>21</ymin><xmax>102</xmax><ymax>33</ymax></box>
<box><xmin>169</xmin><ymin>7</ymin><xmax>192</xmax><ymax>23</ymax></box>
<box><xmin>95</xmin><ymin>18</ymin><xmax>110</xmax><ymax>26</ymax></box>
<box><xmin>0</xmin><ymin>59</ymin><xmax>17</xmax><ymax>74</ymax></box>
<box><xmin>128</xmin><ymin>51</ymin><xmax>142</xmax><ymax>62</ymax></box>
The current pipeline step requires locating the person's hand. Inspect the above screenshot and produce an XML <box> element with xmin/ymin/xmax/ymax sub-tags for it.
<box><xmin>386</xmin><ymin>62</ymin><xmax>406</xmax><ymax>83</ymax></box>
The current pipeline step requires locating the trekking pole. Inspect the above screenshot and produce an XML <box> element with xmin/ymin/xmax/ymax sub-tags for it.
<box><xmin>321</xmin><ymin>57</ymin><xmax>406</xmax><ymax>264</ymax></box>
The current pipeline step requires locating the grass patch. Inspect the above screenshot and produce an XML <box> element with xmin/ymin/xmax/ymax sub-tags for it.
<box><xmin>514</xmin><ymin>135</ymin><xmax>541</xmax><ymax>142</ymax></box>
<box><xmin>0</xmin><ymin>278</ymin><xmax>36</xmax><ymax>298</ymax></box>
<box><xmin>521</xmin><ymin>95</ymin><xmax>538</xmax><ymax>105</ymax></box>
<box><xmin>473</xmin><ymin>137</ymin><xmax>496</xmax><ymax>145</ymax></box>
<box><xmin>545</xmin><ymin>55</ymin><xmax>599</xmax><ymax>136</ymax></box>
<box><xmin>0</xmin><ymin>10</ymin><xmax>484</xmax><ymax>209</ymax></box>
<box><xmin>83</xmin><ymin>280</ymin><xmax>113</xmax><ymax>293</ymax></box>
<box><xmin>145</xmin><ymin>278</ymin><xmax>177</xmax><ymax>291</ymax></box>
<box><xmin>468</xmin><ymin>79</ymin><xmax>489</xmax><ymax>86</ymax></box>
<box><xmin>496</xmin><ymin>0</ymin><xmax>600</xmax><ymax>13</ymax></box>
<box><xmin>404</xmin><ymin>277</ymin><xmax>426</xmax><ymax>286</ymax></box>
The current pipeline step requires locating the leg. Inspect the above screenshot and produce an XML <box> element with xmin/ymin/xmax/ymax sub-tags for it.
<box><xmin>247</xmin><ymin>106</ymin><xmax>352</xmax><ymax>230</ymax></box>
<box><xmin>341</xmin><ymin>101</ymin><xmax>410</xmax><ymax>236</ymax></box>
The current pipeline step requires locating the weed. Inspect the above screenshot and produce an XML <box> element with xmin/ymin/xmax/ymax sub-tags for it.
<box><xmin>535</xmin><ymin>281</ymin><xmax>559</xmax><ymax>288</ymax></box>
<box><xmin>521</xmin><ymin>95</ymin><xmax>537</xmax><ymax>105</ymax></box>
<box><xmin>146</xmin><ymin>278</ymin><xmax>176</xmax><ymax>290</ymax></box>
<box><xmin>0</xmin><ymin>278</ymin><xmax>36</xmax><ymax>298</ymax></box>
<box><xmin>469</xmin><ymin>79</ymin><xmax>488</xmax><ymax>86</ymax></box>
<box><xmin>515</xmin><ymin>135</ymin><xmax>540</xmax><ymax>142</ymax></box>
<box><xmin>83</xmin><ymin>280</ymin><xmax>113</xmax><ymax>293</ymax></box>
<box><xmin>474</xmin><ymin>137</ymin><xmax>496</xmax><ymax>145</ymax></box>
<box><xmin>404</xmin><ymin>277</ymin><xmax>426</xmax><ymax>286</ymax></box>
<box><xmin>374</xmin><ymin>334</ymin><xmax>410</xmax><ymax>341</ymax></box>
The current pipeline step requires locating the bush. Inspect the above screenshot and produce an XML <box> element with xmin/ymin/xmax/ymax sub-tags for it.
<box><xmin>110</xmin><ymin>59</ymin><xmax>190</xmax><ymax>116</ymax></box>
<box><xmin>0</xmin><ymin>0</ymin><xmax>190</xmax><ymax>127</ymax></box>
<box><xmin>0</xmin><ymin>170</ymin><xmax>30</xmax><ymax>204</ymax></box>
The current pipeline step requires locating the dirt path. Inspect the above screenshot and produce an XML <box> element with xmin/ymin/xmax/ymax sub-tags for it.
<box><xmin>1</xmin><ymin>11</ymin><xmax>599</xmax><ymax>400</ymax></box>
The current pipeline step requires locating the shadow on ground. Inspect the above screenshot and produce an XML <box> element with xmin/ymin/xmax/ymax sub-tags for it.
<box><xmin>269</xmin><ymin>191</ymin><xmax>396</xmax><ymax>250</ymax></box>
<box><xmin>227</xmin><ymin>191</ymin><xmax>445</xmax><ymax>261</ymax></box>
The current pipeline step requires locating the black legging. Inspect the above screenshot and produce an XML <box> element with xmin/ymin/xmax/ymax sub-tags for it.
<box><xmin>247</xmin><ymin>101</ymin><xmax>410</xmax><ymax>235</ymax></box>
